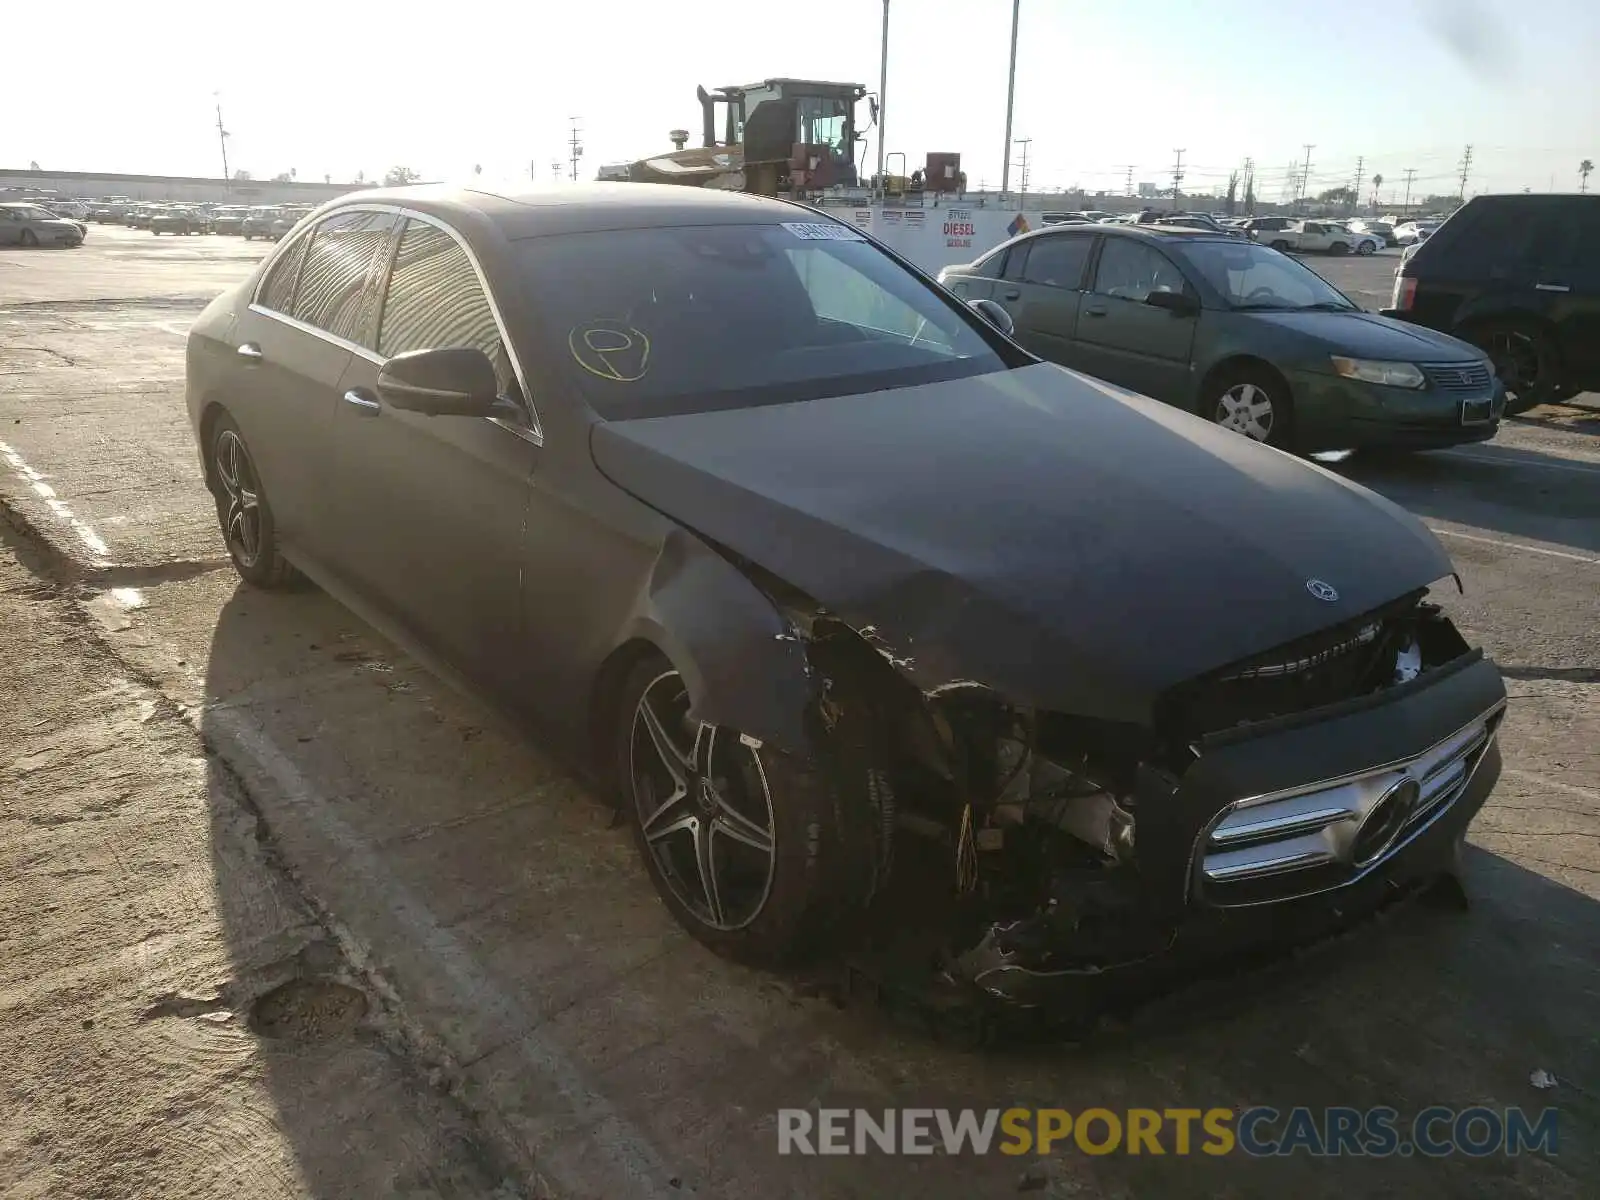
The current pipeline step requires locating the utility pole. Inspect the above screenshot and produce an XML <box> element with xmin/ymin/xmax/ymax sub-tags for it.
<box><xmin>568</xmin><ymin>119</ymin><xmax>584</xmax><ymax>182</ymax></box>
<box><xmin>1121</xmin><ymin>165</ymin><xmax>1135</xmax><ymax>197</ymax></box>
<box><xmin>1351</xmin><ymin>156</ymin><xmax>1364</xmax><ymax>214</ymax></box>
<box><xmin>551</xmin><ymin>160</ymin><xmax>562</xmax><ymax>182</ymax></box>
<box><xmin>1242</xmin><ymin>156</ymin><xmax>1255</xmax><ymax>214</ymax></box>
<box><xmin>1170</xmin><ymin>149</ymin><xmax>1185</xmax><ymax>204</ymax></box>
<box><xmin>1299</xmin><ymin>144</ymin><xmax>1315</xmax><ymax>212</ymax></box>
<box><xmin>876</xmin><ymin>0</ymin><xmax>889</xmax><ymax>196</ymax></box>
<box><xmin>1457</xmin><ymin>144</ymin><xmax>1474</xmax><ymax>204</ymax></box>
<box><xmin>214</xmin><ymin>96</ymin><xmax>231</xmax><ymax>188</ymax></box>
<box><xmin>1000</xmin><ymin>0</ymin><xmax>1021</xmax><ymax>194</ymax></box>
<box><xmin>1402</xmin><ymin>167</ymin><xmax>1417</xmax><ymax>212</ymax></box>
<box><xmin>1013</xmin><ymin>138</ymin><xmax>1032</xmax><ymax>200</ymax></box>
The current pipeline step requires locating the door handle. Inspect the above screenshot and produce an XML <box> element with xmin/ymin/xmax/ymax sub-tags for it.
<box><xmin>1084</xmin><ymin>304</ymin><xmax>1109</xmax><ymax>317</ymax></box>
<box><xmin>1534</xmin><ymin>282</ymin><xmax>1570</xmax><ymax>293</ymax></box>
<box><xmin>235</xmin><ymin>342</ymin><xmax>263</xmax><ymax>362</ymax></box>
<box><xmin>1001</xmin><ymin>289</ymin><xmax>1021</xmax><ymax>301</ymax></box>
<box><xmin>342</xmin><ymin>388</ymin><xmax>381</xmax><ymax>416</ymax></box>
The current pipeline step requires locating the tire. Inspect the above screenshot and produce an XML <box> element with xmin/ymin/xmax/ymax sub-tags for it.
<box><xmin>151</xmin><ymin>228</ymin><xmax>160</xmax><ymax>235</ymax></box>
<box><xmin>206</xmin><ymin>412</ymin><xmax>300</xmax><ymax>588</ymax></box>
<box><xmin>1467</xmin><ymin>320</ymin><xmax>1559</xmax><ymax>415</ymax></box>
<box><xmin>1269</xmin><ymin>239</ymin><xmax>1291</xmax><ymax>252</ymax></box>
<box><xmin>1207</xmin><ymin>364</ymin><xmax>1294</xmax><ymax>449</ymax></box>
<box><xmin>613</xmin><ymin>653</ymin><xmax>874</xmax><ymax>964</ymax></box>
<box><xmin>1356</xmin><ymin>240</ymin><xmax>1376</xmax><ymax>256</ymax></box>
<box><xmin>19</xmin><ymin>229</ymin><xmax>38</xmax><ymax>247</ymax></box>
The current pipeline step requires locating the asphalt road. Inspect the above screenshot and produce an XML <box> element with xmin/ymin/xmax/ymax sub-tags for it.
<box><xmin>1</xmin><ymin>224</ymin><xmax>1597</xmax><ymax>1199</ymax></box>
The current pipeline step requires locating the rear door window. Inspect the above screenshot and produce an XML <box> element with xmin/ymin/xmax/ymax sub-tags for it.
<box><xmin>1020</xmin><ymin>235</ymin><xmax>1092</xmax><ymax>289</ymax></box>
<box><xmin>1092</xmin><ymin>239</ymin><xmax>1188</xmax><ymax>302</ymax></box>
<box><xmin>289</xmin><ymin>210</ymin><xmax>399</xmax><ymax>346</ymax></box>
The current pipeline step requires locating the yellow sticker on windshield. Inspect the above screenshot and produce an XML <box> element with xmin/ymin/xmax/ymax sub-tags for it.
<box><xmin>569</xmin><ymin>320</ymin><xmax>651</xmax><ymax>382</ymax></box>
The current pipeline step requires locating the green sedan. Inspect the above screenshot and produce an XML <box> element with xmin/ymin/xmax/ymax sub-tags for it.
<box><xmin>938</xmin><ymin>224</ymin><xmax>1506</xmax><ymax>452</ymax></box>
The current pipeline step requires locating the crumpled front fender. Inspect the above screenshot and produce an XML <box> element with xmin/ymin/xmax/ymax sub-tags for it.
<box><xmin>618</xmin><ymin>528</ymin><xmax>820</xmax><ymax>756</ymax></box>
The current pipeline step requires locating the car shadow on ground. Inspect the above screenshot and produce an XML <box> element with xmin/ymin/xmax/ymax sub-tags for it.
<box><xmin>1338</xmin><ymin>442</ymin><xmax>1600</xmax><ymax>556</ymax></box>
<box><xmin>200</xmin><ymin>582</ymin><xmax>1598</xmax><ymax>1198</ymax></box>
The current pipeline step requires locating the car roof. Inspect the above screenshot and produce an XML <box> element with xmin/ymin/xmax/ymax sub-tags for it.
<box><xmin>319</xmin><ymin>182</ymin><xmax>815</xmax><ymax>238</ymax></box>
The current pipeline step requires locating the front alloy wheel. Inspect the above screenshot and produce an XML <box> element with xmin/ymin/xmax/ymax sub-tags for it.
<box><xmin>629</xmin><ymin>669</ymin><xmax>776</xmax><ymax>932</ymax></box>
<box><xmin>1214</xmin><ymin>380</ymin><xmax>1278</xmax><ymax>442</ymax></box>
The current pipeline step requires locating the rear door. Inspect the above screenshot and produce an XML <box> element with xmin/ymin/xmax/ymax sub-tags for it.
<box><xmin>992</xmin><ymin>232</ymin><xmax>1095</xmax><ymax>365</ymax></box>
<box><xmin>1070</xmin><ymin>237</ymin><xmax>1199</xmax><ymax>402</ymax></box>
<box><xmin>326</xmin><ymin>213</ymin><xmax>541</xmax><ymax>695</ymax></box>
<box><xmin>225</xmin><ymin>210</ymin><xmax>395</xmax><ymax>559</ymax></box>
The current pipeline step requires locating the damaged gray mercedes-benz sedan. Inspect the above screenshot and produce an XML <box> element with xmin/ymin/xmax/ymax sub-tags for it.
<box><xmin>185</xmin><ymin>183</ymin><xmax>1506</xmax><ymax>1017</ymax></box>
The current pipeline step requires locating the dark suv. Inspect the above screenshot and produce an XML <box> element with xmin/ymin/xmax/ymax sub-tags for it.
<box><xmin>1384</xmin><ymin>193</ymin><xmax>1600</xmax><ymax>412</ymax></box>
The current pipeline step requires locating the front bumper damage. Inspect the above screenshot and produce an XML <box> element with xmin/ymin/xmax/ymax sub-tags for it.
<box><xmin>792</xmin><ymin>592</ymin><xmax>1507</xmax><ymax>1023</ymax></box>
<box><xmin>952</xmin><ymin>654</ymin><xmax>1505</xmax><ymax>1010</ymax></box>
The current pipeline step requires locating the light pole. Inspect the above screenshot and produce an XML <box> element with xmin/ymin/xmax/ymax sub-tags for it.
<box><xmin>877</xmin><ymin>0</ymin><xmax>889</xmax><ymax>196</ymax></box>
<box><xmin>1001</xmin><ymin>0</ymin><xmax>1020</xmax><ymax>194</ymax></box>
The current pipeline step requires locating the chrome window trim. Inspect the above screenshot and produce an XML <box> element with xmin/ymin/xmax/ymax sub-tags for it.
<box><xmin>247</xmin><ymin>201</ymin><xmax>544</xmax><ymax>446</ymax></box>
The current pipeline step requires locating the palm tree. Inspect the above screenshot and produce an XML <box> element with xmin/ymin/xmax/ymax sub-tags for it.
<box><xmin>1581</xmin><ymin>160</ymin><xmax>1593</xmax><ymax>194</ymax></box>
<box><xmin>1371</xmin><ymin>172</ymin><xmax>1383</xmax><ymax>210</ymax></box>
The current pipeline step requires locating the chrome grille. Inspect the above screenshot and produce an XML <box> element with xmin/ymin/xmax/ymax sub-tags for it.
<box><xmin>1197</xmin><ymin>703</ymin><xmax>1504</xmax><ymax>904</ymax></box>
<box><xmin>1422</xmin><ymin>361</ymin><xmax>1493</xmax><ymax>394</ymax></box>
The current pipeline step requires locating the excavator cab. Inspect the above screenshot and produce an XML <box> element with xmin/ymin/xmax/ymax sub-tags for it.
<box><xmin>617</xmin><ymin>77</ymin><xmax>868</xmax><ymax>196</ymax></box>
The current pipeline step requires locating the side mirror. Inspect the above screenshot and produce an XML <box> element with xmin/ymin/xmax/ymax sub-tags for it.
<box><xmin>967</xmin><ymin>298</ymin><xmax>1015</xmax><ymax>337</ymax></box>
<box><xmin>1144</xmin><ymin>289</ymin><xmax>1198</xmax><ymax>316</ymax></box>
<box><xmin>376</xmin><ymin>347</ymin><xmax>499</xmax><ymax>417</ymax></box>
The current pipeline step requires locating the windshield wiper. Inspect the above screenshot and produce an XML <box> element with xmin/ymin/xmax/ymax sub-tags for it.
<box><xmin>1296</xmin><ymin>301</ymin><xmax>1357</xmax><ymax>312</ymax></box>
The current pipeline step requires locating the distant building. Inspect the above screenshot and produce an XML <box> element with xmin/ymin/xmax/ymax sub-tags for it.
<box><xmin>0</xmin><ymin>167</ymin><xmax>365</xmax><ymax>206</ymax></box>
<box><xmin>1137</xmin><ymin>182</ymin><xmax>1162</xmax><ymax>198</ymax></box>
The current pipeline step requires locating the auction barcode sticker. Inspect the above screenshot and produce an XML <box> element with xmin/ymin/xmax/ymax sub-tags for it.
<box><xmin>782</xmin><ymin>222</ymin><xmax>865</xmax><ymax>241</ymax></box>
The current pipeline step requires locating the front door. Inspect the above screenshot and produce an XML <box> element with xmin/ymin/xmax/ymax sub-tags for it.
<box><xmin>326</xmin><ymin>215</ymin><xmax>540</xmax><ymax>698</ymax></box>
<box><xmin>992</xmin><ymin>232</ymin><xmax>1095</xmax><ymax>367</ymax></box>
<box><xmin>1071</xmin><ymin>237</ymin><xmax>1199</xmax><ymax>403</ymax></box>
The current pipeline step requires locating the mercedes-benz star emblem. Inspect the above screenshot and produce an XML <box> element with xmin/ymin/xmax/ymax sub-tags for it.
<box><xmin>1305</xmin><ymin>578</ymin><xmax>1339</xmax><ymax>602</ymax></box>
<box><xmin>1351</xmin><ymin>777</ymin><xmax>1421</xmax><ymax>865</ymax></box>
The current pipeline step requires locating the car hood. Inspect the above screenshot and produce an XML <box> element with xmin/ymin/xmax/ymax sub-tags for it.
<box><xmin>1244</xmin><ymin>308</ymin><xmax>1482</xmax><ymax>360</ymax></box>
<box><xmin>590</xmin><ymin>364</ymin><xmax>1453</xmax><ymax>722</ymax></box>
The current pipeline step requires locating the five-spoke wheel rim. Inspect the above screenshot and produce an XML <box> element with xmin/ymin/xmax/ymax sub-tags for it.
<box><xmin>1214</xmin><ymin>382</ymin><xmax>1275</xmax><ymax>441</ymax></box>
<box><xmin>628</xmin><ymin>670</ymin><xmax>776</xmax><ymax>931</ymax></box>
<box><xmin>214</xmin><ymin>429</ymin><xmax>263</xmax><ymax>567</ymax></box>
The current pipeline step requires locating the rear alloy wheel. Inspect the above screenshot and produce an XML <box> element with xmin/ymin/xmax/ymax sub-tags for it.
<box><xmin>1210</xmin><ymin>367</ymin><xmax>1292</xmax><ymax>448</ymax></box>
<box><xmin>1474</xmin><ymin>322</ymin><xmax>1558</xmax><ymax>415</ymax></box>
<box><xmin>616</xmin><ymin>656</ymin><xmax>874</xmax><ymax>963</ymax></box>
<box><xmin>1356</xmin><ymin>240</ymin><xmax>1376</xmax><ymax>256</ymax></box>
<box><xmin>209</xmin><ymin>414</ymin><xmax>299</xmax><ymax>588</ymax></box>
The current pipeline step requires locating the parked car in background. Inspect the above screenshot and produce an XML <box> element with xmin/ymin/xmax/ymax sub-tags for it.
<box><xmin>1385</xmin><ymin>193</ymin><xmax>1600</xmax><ymax>414</ymax></box>
<box><xmin>185</xmin><ymin>184</ymin><xmax>1507</xmax><ymax>997</ymax></box>
<box><xmin>150</xmin><ymin>206</ymin><xmax>209</xmax><ymax>235</ymax></box>
<box><xmin>0</xmin><ymin>202</ymin><xmax>86</xmax><ymax>247</ymax></box>
<box><xmin>1040</xmin><ymin>212</ymin><xmax>1095</xmax><ymax>226</ymax></box>
<box><xmin>1350</xmin><ymin>218</ymin><xmax>1398</xmax><ymax>247</ymax></box>
<box><xmin>241</xmin><ymin>207</ymin><xmax>279</xmax><ymax>239</ymax></box>
<box><xmin>268</xmin><ymin>206</ymin><xmax>312</xmax><ymax>240</ymax></box>
<box><xmin>210</xmin><ymin>206</ymin><xmax>250</xmax><ymax>235</ymax></box>
<box><xmin>1241</xmin><ymin>215</ymin><xmax>1299</xmax><ymax>249</ymax></box>
<box><xmin>938</xmin><ymin>224</ymin><xmax>1503</xmax><ymax>451</ymax></box>
<box><xmin>1395</xmin><ymin>221</ymin><xmax>1439</xmax><ymax>246</ymax></box>
<box><xmin>1316</xmin><ymin>220</ymin><xmax>1383</xmax><ymax>255</ymax></box>
<box><xmin>1127</xmin><ymin>210</ymin><xmax>1247</xmax><ymax>237</ymax></box>
<box><xmin>126</xmin><ymin>205</ymin><xmax>159</xmax><ymax>229</ymax></box>
<box><xmin>42</xmin><ymin>199</ymin><xmax>90</xmax><ymax>221</ymax></box>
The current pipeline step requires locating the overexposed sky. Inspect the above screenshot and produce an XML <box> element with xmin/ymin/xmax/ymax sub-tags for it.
<box><xmin>7</xmin><ymin>0</ymin><xmax>1598</xmax><ymax>203</ymax></box>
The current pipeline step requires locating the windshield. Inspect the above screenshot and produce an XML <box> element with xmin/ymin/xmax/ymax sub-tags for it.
<box><xmin>518</xmin><ymin>222</ymin><xmax>1007</xmax><ymax>420</ymax></box>
<box><xmin>1181</xmin><ymin>239</ymin><xmax>1356</xmax><ymax>310</ymax></box>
